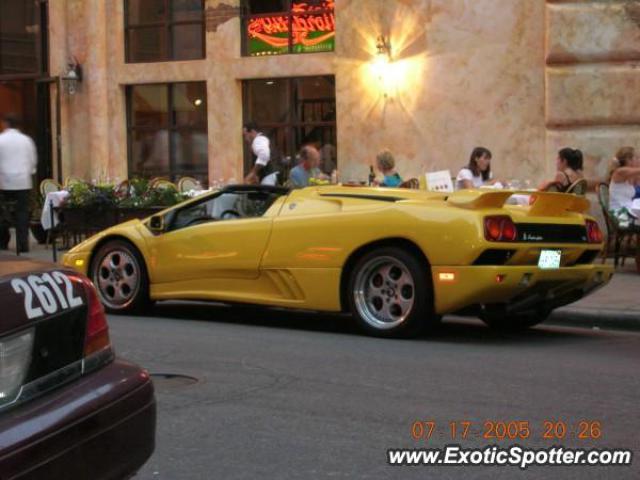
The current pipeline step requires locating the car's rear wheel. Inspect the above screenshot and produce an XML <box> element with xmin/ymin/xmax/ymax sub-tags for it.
<box><xmin>90</xmin><ymin>240</ymin><xmax>151</xmax><ymax>314</ymax></box>
<box><xmin>480</xmin><ymin>307</ymin><xmax>550</xmax><ymax>331</ymax></box>
<box><xmin>347</xmin><ymin>247</ymin><xmax>434</xmax><ymax>338</ymax></box>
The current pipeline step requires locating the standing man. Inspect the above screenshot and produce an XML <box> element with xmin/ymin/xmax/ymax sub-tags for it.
<box><xmin>243</xmin><ymin>121</ymin><xmax>272</xmax><ymax>185</ymax></box>
<box><xmin>0</xmin><ymin>114</ymin><xmax>37</xmax><ymax>253</ymax></box>
<box><xmin>289</xmin><ymin>145</ymin><xmax>322</xmax><ymax>188</ymax></box>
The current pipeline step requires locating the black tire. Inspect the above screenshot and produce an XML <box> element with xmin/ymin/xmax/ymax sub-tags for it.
<box><xmin>480</xmin><ymin>307</ymin><xmax>550</xmax><ymax>331</ymax></box>
<box><xmin>346</xmin><ymin>247</ymin><xmax>435</xmax><ymax>338</ymax></box>
<box><xmin>90</xmin><ymin>240</ymin><xmax>151</xmax><ymax>314</ymax></box>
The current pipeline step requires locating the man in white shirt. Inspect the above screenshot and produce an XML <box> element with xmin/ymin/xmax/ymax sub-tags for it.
<box><xmin>242</xmin><ymin>122</ymin><xmax>272</xmax><ymax>185</ymax></box>
<box><xmin>0</xmin><ymin>114</ymin><xmax>38</xmax><ymax>253</ymax></box>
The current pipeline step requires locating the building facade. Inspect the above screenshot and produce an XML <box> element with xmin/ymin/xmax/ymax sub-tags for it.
<box><xmin>1</xmin><ymin>0</ymin><xmax>639</xmax><ymax>187</ymax></box>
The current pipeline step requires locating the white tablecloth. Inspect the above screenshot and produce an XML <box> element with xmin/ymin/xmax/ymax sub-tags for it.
<box><xmin>507</xmin><ymin>194</ymin><xmax>531</xmax><ymax>206</ymax></box>
<box><xmin>631</xmin><ymin>198</ymin><xmax>640</xmax><ymax>219</ymax></box>
<box><xmin>41</xmin><ymin>190</ymin><xmax>69</xmax><ymax>230</ymax></box>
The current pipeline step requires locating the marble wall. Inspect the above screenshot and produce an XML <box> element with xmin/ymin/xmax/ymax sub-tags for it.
<box><xmin>545</xmin><ymin>0</ymin><xmax>640</xmax><ymax>181</ymax></box>
<box><xmin>47</xmin><ymin>0</ymin><xmax>640</xmax><ymax>186</ymax></box>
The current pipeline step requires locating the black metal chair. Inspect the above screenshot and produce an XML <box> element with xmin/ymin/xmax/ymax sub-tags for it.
<box><xmin>596</xmin><ymin>183</ymin><xmax>640</xmax><ymax>267</ymax></box>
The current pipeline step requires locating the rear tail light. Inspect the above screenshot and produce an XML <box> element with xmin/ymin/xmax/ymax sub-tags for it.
<box><xmin>484</xmin><ymin>216</ymin><xmax>518</xmax><ymax>242</ymax></box>
<box><xmin>0</xmin><ymin>329</ymin><xmax>34</xmax><ymax>406</ymax></box>
<box><xmin>69</xmin><ymin>275</ymin><xmax>111</xmax><ymax>357</ymax></box>
<box><xmin>586</xmin><ymin>220</ymin><xmax>604</xmax><ymax>244</ymax></box>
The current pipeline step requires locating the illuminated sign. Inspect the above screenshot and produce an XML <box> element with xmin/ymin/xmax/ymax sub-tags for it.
<box><xmin>246</xmin><ymin>1</ymin><xmax>335</xmax><ymax>56</ymax></box>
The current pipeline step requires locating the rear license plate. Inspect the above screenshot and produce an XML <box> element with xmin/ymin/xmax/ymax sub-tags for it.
<box><xmin>538</xmin><ymin>249</ymin><xmax>561</xmax><ymax>269</ymax></box>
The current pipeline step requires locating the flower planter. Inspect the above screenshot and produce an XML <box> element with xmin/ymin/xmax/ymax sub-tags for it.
<box><xmin>60</xmin><ymin>207</ymin><xmax>117</xmax><ymax>231</ymax></box>
<box><xmin>116</xmin><ymin>206</ymin><xmax>166</xmax><ymax>223</ymax></box>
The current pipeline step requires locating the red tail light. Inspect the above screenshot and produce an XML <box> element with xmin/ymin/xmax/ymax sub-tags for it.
<box><xmin>69</xmin><ymin>275</ymin><xmax>111</xmax><ymax>356</ymax></box>
<box><xmin>586</xmin><ymin>220</ymin><xmax>604</xmax><ymax>244</ymax></box>
<box><xmin>484</xmin><ymin>216</ymin><xmax>518</xmax><ymax>242</ymax></box>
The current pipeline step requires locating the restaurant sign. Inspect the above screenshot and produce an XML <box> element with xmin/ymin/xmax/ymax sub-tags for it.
<box><xmin>247</xmin><ymin>1</ymin><xmax>335</xmax><ymax>56</ymax></box>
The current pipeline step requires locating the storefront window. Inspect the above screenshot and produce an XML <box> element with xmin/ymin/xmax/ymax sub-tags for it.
<box><xmin>243</xmin><ymin>76</ymin><xmax>336</xmax><ymax>176</ymax></box>
<box><xmin>127</xmin><ymin>82</ymin><xmax>208</xmax><ymax>184</ymax></box>
<box><xmin>0</xmin><ymin>0</ymin><xmax>41</xmax><ymax>75</ymax></box>
<box><xmin>243</xmin><ymin>0</ymin><xmax>335</xmax><ymax>57</ymax></box>
<box><xmin>125</xmin><ymin>0</ymin><xmax>205</xmax><ymax>63</ymax></box>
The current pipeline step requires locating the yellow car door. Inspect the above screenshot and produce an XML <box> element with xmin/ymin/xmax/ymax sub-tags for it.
<box><xmin>147</xmin><ymin>189</ymin><xmax>281</xmax><ymax>285</ymax></box>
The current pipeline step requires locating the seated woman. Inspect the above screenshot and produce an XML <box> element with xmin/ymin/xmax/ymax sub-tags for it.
<box><xmin>538</xmin><ymin>148</ymin><xmax>583</xmax><ymax>192</ymax></box>
<box><xmin>456</xmin><ymin>147</ymin><xmax>494</xmax><ymax>189</ymax></box>
<box><xmin>609</xmin><ymin>146</ymin><xmax>640</xmax><ymax>226</ymax></box>
<box><xmin>375</xmin><ymin>149</ymin><xmax>403</xmax><ymax>187</ymax></box>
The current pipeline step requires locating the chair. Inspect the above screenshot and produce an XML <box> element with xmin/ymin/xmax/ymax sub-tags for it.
<box><xmin>399</xmin><ymin>178</ymin><xmax>420</xmax><ymax>189</ymax></box>
<box><xmin>541</xmin><ymin>182</ymin><xmax>563</xmax><ymax>193</ymax></box>
<box><xmin>178</xmin><ymin>176</ymin><xmax>200</xmax><ymax>192</ymax></box>
<box><xmin>566</xmin><ymin>178</ymin><xmax>588</xmax><ymax>196</ymax></box>
<box><xmin>39</xmin><ymin>179</ymin><xmax>62</xmax><ymax>196</ymax></box>
<box><xmin>114</xmin><ymin>179</ymin><xmax>131</xmax><ymax>198</ymax></box>
<box><xmin>596</xmin><ymin>183</ymin><xmax>639</xmax><ymax>267</ymax></box>
<box><xmin>63</xmin><ymin>177</ymin><xmax>83</xmax><ymax>189</ymax></box>
<box><xmin>150</xmin><ymin>178</ymin><xmax>178</xmax><ymax>191</ymax></box>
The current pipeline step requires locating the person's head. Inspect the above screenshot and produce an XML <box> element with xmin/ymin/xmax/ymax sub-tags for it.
<box><xmin>1</xmin><ymin>113</ymin><xmax>20</xmax><ymax>131</ymax></box>
<box><xmin>299</xmin><ymin>145</ymin><xmax>320</xmax><ymax>171</ymax></box>
<box><xmin>608</xmin><ymin>146</ymin><xmax>638</xmax><ymax>182</ymax></box>
<box><xmin>376</xmin><ymin>149</ymin><xmax>395</xmax><ymax>174</ymax></box>
<box><xmin>242</xmin><ymin>121</ymin><xmax>259</xmax><ymax>143</ymax></box>
<box><xmin>468</xmin><ymin>147</ymin><xmax>492</xmax><ymax>181</ymax></box>
<box><xmin>615</xmin><ymin>146</ymin><xmax>638</xmax><ymax>167</ymax></box>
<box><xmin>556</xmin><ymin>147</ymin><xmax>583</xmax><ymax>171</ymax></box>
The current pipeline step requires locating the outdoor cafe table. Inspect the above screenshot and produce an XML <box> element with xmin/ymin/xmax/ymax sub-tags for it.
<box><xmin>41</xmin><ymin>190</ymin><xmax>70</xmax><ymax>230</ymax></box>
<box><xmin>632</xmin><ymin>199</ymin><xmax>640</xmax><ymax>220</ymax></box>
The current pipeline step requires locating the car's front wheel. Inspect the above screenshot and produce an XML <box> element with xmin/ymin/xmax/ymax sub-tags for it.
<box><xmin>347</xmin><ymin>247</ymin><xmax>434</xmax><ymax>338</ymax></box>
<box><xmin>90</xmin><ymin>240</ymin><xmax>151</xmax><ymax>314</ymax></box>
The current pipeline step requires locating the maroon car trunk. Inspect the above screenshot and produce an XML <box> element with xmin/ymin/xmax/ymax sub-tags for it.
<box><xmin>0</xmin><ymin>255</ymin><xmax>155</xmax><ymax>480</ymax></box>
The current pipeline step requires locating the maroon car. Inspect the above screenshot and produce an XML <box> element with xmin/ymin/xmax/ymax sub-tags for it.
<box><xmin>0</xmin><ymin>254</ymin><xmax>155</xmax><ymax>479</ymax></box>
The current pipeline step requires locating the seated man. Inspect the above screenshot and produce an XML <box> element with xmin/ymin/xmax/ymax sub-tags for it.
<box><xmin>289</xmin><ymin>145</ymin><xmax>322</xmax><ymax>188</ymax></box>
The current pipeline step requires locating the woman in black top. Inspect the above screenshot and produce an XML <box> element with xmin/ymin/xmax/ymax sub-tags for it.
<box><xmin>538</xmin><ymin>148</ymin><xmax>584</xmax><ymax>192</ymax></box>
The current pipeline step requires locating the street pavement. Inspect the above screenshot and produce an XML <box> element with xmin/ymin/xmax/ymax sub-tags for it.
<box><xmin>108</xmin><ymin>305</ymin><xmax>640</xmax><ymax>480</ymax></box>
<box><xmin>8</xmin><ymin>243</ymin><xmax>640</xmax><ymax>478</ymax></box>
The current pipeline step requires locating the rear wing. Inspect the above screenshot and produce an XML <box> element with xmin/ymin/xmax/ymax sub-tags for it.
<box><xmin>446</xmin><ymin>190</ymin><xmax>590</xmax><ymax>216</ymax></box>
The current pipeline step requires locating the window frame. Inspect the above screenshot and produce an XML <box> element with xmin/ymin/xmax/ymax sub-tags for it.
<box><xmin>124</xmin><ymin>0</ymin><xmax>206</xmax><ymax>63</ymax></box>
<box><xmin>242</xmin><ymin>75</ymin><xmax>337</xmax><ymax>176</ymax></box>
<box><xmin>241</xmin><ymin>0</ymin><xmax>335</xmax><ymax>57</ymax></box>
<box><xmin>0</xmin><ymin>0</ymin><xmax>48</xmax><ymax>78</ymax></box>
<box><xmin>126</xmin><ymin>81</ymin><xmax>209</xmax><ymax>182</ymax></box>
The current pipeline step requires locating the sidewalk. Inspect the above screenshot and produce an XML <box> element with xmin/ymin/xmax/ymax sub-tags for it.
<box><xmin>7</xmin><ymin>237</ymin><xmax>640</xmax><ymax>332</ymax></box>
<box><xmin>549</xmin><ymin>262</ymin><xmax>640</xmax><ymax>331</ymax></box>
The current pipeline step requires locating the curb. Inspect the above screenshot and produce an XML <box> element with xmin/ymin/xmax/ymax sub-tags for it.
<box><xmin>548</xmin><ymin>308</ymin><xmax>640</xmax><ymax>332</ymax></box>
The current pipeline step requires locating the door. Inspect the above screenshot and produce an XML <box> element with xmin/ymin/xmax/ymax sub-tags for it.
<box><xmin>148</xmin><ymin>189</ymin><xmax>283</xmax><ymax>284</ymax></box>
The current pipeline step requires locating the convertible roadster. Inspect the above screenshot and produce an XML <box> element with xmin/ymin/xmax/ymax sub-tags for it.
<box><xmin>63</xmin><ymin>185</ymin><xmax>612</xmax><ymax>337</ymax></box>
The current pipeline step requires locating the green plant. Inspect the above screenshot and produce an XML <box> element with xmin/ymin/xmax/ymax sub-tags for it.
<box><xmin>62</xmin><ymin>178</ymin><xmax>188</xmax><ymax>210</ymax></box>
<box><xmin>117</xmin><ymin>178</ymin><xmax>188</xmax><ymax>208</ymax></box>
<box><xmin>66</xmin><ymin>181</ymin><xmax>117</xmax><ymax>210</ymax></box>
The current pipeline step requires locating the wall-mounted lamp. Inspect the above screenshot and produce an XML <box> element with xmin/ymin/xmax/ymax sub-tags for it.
<box><xmin>61</xmin><ymin>59</ymin><xmax>83</xmax><ymax>95</ymax></box>
<box><xmin>371</xmin><ymin>35</ymin><xmax>393</xmax><ymax>98</ymax></box>
<box><xmin>375</xmin><ymin>35</ymin><xmax>391</xmax><ymax>63</ymax></box>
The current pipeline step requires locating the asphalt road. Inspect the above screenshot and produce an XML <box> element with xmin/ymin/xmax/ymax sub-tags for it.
<box><xmin>109</xmin><ymin>303</ymin><xmax>640</xmax><ymax>480</ymax></box>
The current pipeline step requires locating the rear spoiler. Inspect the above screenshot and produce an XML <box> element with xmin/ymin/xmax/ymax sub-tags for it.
<box><xmin>446</xmin><ymin>190</ymin><xmax>590</xmax><ymax>215</ymax></box>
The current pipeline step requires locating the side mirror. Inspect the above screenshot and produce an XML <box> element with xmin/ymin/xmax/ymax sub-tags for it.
<box><xmin>149</xmin><ymin>215</ymin><xmax>165</xmax><ymax>233</ymax></box>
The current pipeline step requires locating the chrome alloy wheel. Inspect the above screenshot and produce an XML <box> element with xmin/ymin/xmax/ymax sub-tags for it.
<box><xmin>353</xmin><ymin>256</ymin><xmax>416</xmax><ymax>330</ymax></box>
<box><xmin>95</xmin><ymin>249</ymin><xmax>141</xmax><ymax>310</ymax></box>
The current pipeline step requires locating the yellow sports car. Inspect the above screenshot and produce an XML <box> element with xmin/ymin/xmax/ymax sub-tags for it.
<box><xmin>63</xmin><ymin>185</ymin><xmax>612</xmax><ymax>337</ymax></box>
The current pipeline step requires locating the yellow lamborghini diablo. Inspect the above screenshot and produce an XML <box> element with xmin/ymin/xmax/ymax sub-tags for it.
<box><xmin>63</xmin><ymin>185</ymin><xmax>612</xmax><ymax>337</ymax></box>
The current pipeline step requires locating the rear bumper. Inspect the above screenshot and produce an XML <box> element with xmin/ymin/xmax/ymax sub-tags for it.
<box><xmin>432</xmin><ymin>263</ymin><xmax>614</xmax><ymax>315</ymax></box>
<box><xmin>0</xmin><ymin>358</ymin><xmax>156</xmax><ymax>480</ymax></box>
